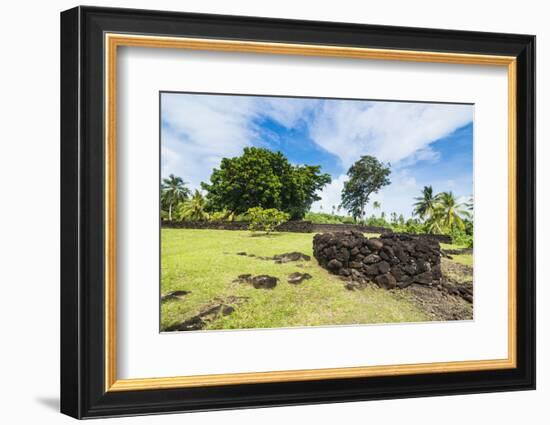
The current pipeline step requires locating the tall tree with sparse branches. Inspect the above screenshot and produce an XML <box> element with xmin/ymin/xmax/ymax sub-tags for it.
<box><xmin>340</xmin><ymin>155</ymin><xmax>391</xmax><ymax>221</ymax></box>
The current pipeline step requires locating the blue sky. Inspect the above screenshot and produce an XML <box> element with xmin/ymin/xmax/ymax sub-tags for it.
<box><xmin>161</xmin><ymin>93</ymin><xmax>473</xmax><ymax>218</ymax></box>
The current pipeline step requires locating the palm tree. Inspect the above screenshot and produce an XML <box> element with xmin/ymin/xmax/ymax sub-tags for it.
<box><xmin>372</xmin><ymin>201</ymin><xmax>381</xmax><ymax>215</ymax></box>
<box><xmin>413</xmin><ymin>186</ymin><xmax>437</xmax><ymax>219</ymax></box>
<box><xmin>161</xmin><ymin>174</ymin><xmax>191</xmax><ymax>221</ymax></box>
<box><xmin>465</xmin><ymin>195</ymin><xmax>474</xmax><ymax>212</ymax></box>
<box><xmin>436</xmin><ymin>191</ymin><xmax>470</xmax><ymax>231</ymax></box>
<box><xmin>177</xmin><ymin>190</ymin><xmax>209</xmax><ymax>221</ymax></box>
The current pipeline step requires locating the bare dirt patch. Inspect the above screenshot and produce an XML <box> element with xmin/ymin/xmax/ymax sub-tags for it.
<box><xmin>400</xmin><ymin>284</ymin><xmax>473</xmax><ymax>321</ymax></box>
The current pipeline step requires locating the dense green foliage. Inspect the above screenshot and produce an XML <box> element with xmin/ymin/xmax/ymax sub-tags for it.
<box><xmin>412</xmin><ymin>187</ymin><xmax>472</xmax><ymax>242</ymax></box>
<box><xmin>201</xmin><ymin>147</ymin><xmax>331</xmax><ymax>219</ymax></box>
<box><xmin>176</xmin><ymin>190</ymin><xmax>209</xmax><ymax>221</ymax></box>
<box><xmin>247</xmin><ymin>207</ymin><xmax>290</xmax><ymax>234</ymax></box>
<box><xmin>160</xmin><ymin>149</ymin><xmax>473</xmax><ymax>247</ymax></box>
<box><xmin>304</xmin><ymin>212</ymin><xmax>355</xmax><ymax>224</ymax></box>
<box><xmin>341</xmin><ymin>155</ymin><xmax>391</xmax><ymax>221</ymax></box>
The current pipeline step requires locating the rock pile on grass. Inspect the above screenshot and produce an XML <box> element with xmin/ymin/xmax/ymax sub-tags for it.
<box><xmin>313</xmin><ymin>231</ymin><xmax>442</xmax><ymax>289</ymax></box>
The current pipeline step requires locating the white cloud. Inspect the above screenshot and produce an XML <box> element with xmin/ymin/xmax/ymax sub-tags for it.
<box><xmin>161</xmin><ymin>94</ymin><xmax>319</xmax><ymax>190</ymax></box>
<box><xmin>161</xmin><ymin>94</ymin><xmax>258</xmax><ymax>190</ymax></box>
<box><xmin>309</xmin><ymin>101</ymin><xmax>472</xmax><ymax>168</ymax></box>
<box><xmin>311</xmin><ymin>174</ymin><xmax>347</xmax><ymax>214</ymax></box>
<box><xmin>161</xmin><ymin>93</ymin><xmax>472</xmax><ymax>217</ymax></box>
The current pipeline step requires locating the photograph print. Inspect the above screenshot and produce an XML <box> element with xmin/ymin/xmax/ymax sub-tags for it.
<box><xmin>160</xmin><ymin>92</ymin><xmax>474</xmax><ymax>332</ymax></box>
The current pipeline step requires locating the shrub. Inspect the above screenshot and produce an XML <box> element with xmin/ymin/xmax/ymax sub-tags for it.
<box><xmin>450</xmin><ymin>228</ymin><xmax>474</xmax><ymax>248</ymax></box>
<box><xmin>304</xmin><ymin>212</ymin><xmax>357</xmax><ymax>224</ymax></box>
<box><xmin>247</xmin><ymin>207</ymin><xmax>290</xmax><ymax>234</ymax></box>
<box><xmin>208</xmin><ymin>209</ymin><xmax>235</xmax><ymax>222</ymax></box>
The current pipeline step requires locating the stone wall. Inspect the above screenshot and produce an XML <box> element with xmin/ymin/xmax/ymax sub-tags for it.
<box><xmin>162</xmin><ymin>220</ymin><xmax>314</xmax><ymax>233</ymax></box>
<box><xmin>310</xmin><ymin>223</ymin><xmax>391</xmax><ymax>234</ymax></box>
<box><xmin>313</xmin><ymin>231</ymin><xmax>442</xmax><ymax>289</ymax></box>
<box><xmin>161</xmin><ymin>220</ymin><xmax>450</xmax><ymax>244</ymax></box>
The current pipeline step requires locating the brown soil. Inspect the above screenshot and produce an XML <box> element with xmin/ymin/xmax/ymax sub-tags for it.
<box><xmin>401</xmin><ymin>284</ymin><xmax>473</xmax><ymax>321</ymax></box>
<box><xmin>398</xmin><ymin>258</ymin><xmax>474</xmax><ymax>321</ymax></box>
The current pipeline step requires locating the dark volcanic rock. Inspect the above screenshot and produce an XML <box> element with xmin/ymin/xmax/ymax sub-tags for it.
<box><xmin>397</xmin><ymin>276</ymin><xmax>414</xmax><ymax>289</ymax></box>
<box><xmin>390</xmin><ymin>265</ymin><xmax>407</xmax><ymax>282</ymax></box>
<box><xmin>234</xmin><ymin>274</ymin><xmax>278</xmax><ymax>289</ymax></box>
<box><xmin>327</xmin><ymin>259</ymin><xmax>343</xmax><ymax>270</ymax></box>
<box><xmin>375</xmin><ymin>272</ymin><xmax>397</xmax><ymax>289</ymax></box>
<box><xmin>363</xmin><ymin>254</ymin><xmax>381</xmax><ymax>264</ymax></box>
<box><xmin>377</xmin><ymin>261</ymin><xmax>391</xmax><ymax>274</ymax></box>
<box><xmin>287</xmin><ymin>272</ymin><xmax>312</xmax><ymax>284</ymax></box>
<box><xmin>313</xmin><ymin>231</ymin><xmax>443</xmax><ymax>292</ymax></box>
<box><xmin>339</xmin><ymin>268</ymin><xmax>351</xmax><ymax>277</ymax></box>
<box><xmin>349</xmin><ymin>261</ymin><xmax>362</xmax><ymax>269</ymax></box>
<box><xmin>161</xmin><ymin>290</ymin><xmax>191</xmax><ymax>302</ymax></box>
<box><xmin>273</xmin><ymin>252</ymin><xmax>311</xmax><ymax>263</ymax></box>
<box><xmin>365</xmin><ymin>238</ymin><xmax>384</xmax><ymax>251</ymax></box>
<box><xmin>415</xmin><ymin>271</ymin><xmax>433</xmax><ymax>285</ymax></box>
<box><xmin>164</xmin><ymin>296</ymin><xmax>248</xmax><ymax>332</ymax></box>
<box><xmin>362</xmin><ymin>264</ymin><xmax>377</xmax><ymax>276</ymax></box>
<box><xmin>251</xmin><ymin>275</ymin><xmax>278</xmax><ymax>289</ymax></box>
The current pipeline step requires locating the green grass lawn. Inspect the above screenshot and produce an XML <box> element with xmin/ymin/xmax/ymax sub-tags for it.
<box><xmin>161</xmin><ymin>229</ymin><xmax>432</xmax><ymax>331</ymax></box>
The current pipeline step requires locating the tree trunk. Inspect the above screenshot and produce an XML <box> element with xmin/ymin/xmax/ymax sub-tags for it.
<box><xmin>168</xmin><ymin>203</ymin><xmax>172</xmax><ymax>221</ymax></box>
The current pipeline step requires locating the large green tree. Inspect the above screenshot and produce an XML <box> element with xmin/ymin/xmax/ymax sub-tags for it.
<box><xmin>161</xmin><ymin>174</ymin><xmax>191</xmax><ymax>221</ymax></box>
<box><xmin>340</xmin><ymin>155</ymin><xmax>391</xmax><ymax>221</ymax></box>
<box><xmin>201</xmin><ymin>147</ymin><xmax>331</xmax><ymax>219</ymax></box>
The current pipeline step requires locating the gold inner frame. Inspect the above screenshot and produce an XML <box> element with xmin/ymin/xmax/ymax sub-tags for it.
<box><xmin>104</xmin><ymin>33</ymin><xmax>517</xmax><ymax>392</ymax></box>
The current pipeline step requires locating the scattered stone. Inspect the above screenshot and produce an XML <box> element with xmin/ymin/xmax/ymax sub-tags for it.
<box><xmin>233</xmin><ymin>274</ymin><xmax>252</xmax><ymax>282</ymax></box>
<box><xmin>161</xmin><ymin>290</ymin><xmax>191</xmax><ymax>302</ymax></box>
<box><xmin>287</xmin><ymin>272</ymin><xmax>312</xmax><ymax>284</ymax></box>
<box><xmin>272</xmin><ymin>252</ymin><xmax>311</xmax><ymax>263</ymax></box>
<box><xmin>251</xmin><ymin>275</ymin><xmax>278</xmax><ymax>289</ymax></box>
<box><xmin>164</xmin><ymin>296</ymin><xmax>248</xmax><ymax>332</ymax></box>
<box><xmin>236</xmin><ymin>252</ymin><xmax>247</xmax><ymax>256</ymax></box>
<box><xmin>234</xmin><ymin>274</ymin><xmax>278</xmax><ymax>289</ymax></box>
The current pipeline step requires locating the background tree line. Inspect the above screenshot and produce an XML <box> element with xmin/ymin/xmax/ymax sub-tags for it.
<box><xmin>161</xmin><ymin>147</ymin><xmax>473</xmax><ymax>245</ymax></box>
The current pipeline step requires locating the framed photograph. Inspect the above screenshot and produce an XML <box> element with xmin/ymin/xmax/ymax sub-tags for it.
<box><xmin>60</xmin><ymin>6</ymin><xmax>535</xmax><ymax>419</ymax></box>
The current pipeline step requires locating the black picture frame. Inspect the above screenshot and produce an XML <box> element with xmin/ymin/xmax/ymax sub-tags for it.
<box><xmin>61</xmin><ymin>5</ymin><xmax>536</xmax><ymax>419</ymax></box>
